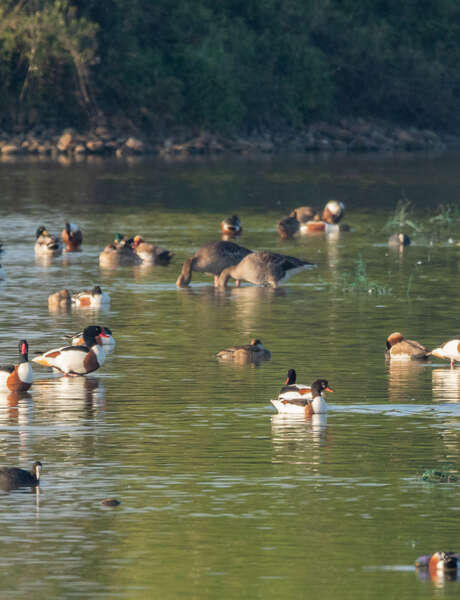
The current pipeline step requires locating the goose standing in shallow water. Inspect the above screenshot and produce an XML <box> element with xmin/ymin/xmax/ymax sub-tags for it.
<box><xmin>385</xmin><ymin>332</ymin><xmax>429</xmax><ymax>360</ymax></box>
<box><xmin>176</xmin><ymin>241</ymin><xmax>252</xmax><ymax>287</ymax></box>
<box><xmin>271</xmin><ymin>378</ymin><xmax>334</xmax><ymax>415</ymax></box>
<box><xmin>0</xmin><ymin>340</ymin><xmax>33</xmax><ymax>392</ymax></box>
<box><xmin>0</xmin><ymin>461</ymin><xmax>42</xmax><ymax>490</ymax></box>
<box><xmin>61</xmin><ymin>222</ymin><xmax>83</xmax><ymax>252</ymax></box>
<box><xmin>216</xmin><ymin>251</ymin><xmax>316</xmax><ymax>288</ymax></box>
<box><xmin>33</xmin><ymin>325</ymin><xmax>106</xmax><ymax>376</ymax></box>
<box><xmin>216</xmin><ymin>339</ymin><xmax>271</xmax><ymax>363</ymax></box>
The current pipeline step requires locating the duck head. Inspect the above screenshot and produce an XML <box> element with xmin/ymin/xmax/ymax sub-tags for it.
<box><xmin>285</xmin><ymin>369</ymin><xmax>296</xmax><ymax>385</ymax></box>
<box><xmin>311</xmin><ymin>379</ymin><xmax>334</xmax><ymax>398</ymax></box>
<box><xmin>36</xmin><ymin>226</ymin><xmax>49</xmax><ymax>238</ymax></box>
<box><xmin>18</xmin><ymin>340</ymin><xmax>29</xmax><ymax>362</ymax></box>
<box><xmin>82</xmin><ymin>325</ymin><xmax>103</xmax><ymax>348</ymax></box>
<box><xmin>386</xmin><ymin>332</ymin><xmax>405</xmax><ymax>350</ymax></box>
<box><xmin>322</xmin><ymin>200</ymin><xmax>344</xmax><ymax>224</ymax></box>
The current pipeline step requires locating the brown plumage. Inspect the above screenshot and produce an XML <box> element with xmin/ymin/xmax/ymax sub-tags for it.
<box><xmin>385</xmin><ymin>332</ymin><xmax>429</xmax><ymax>360</ymax></box>
<box><xmin>217</xmin><ymin>339</ymin><xmax>271</xmax><ymax>364</ymax></box>
<box><xmin>61</xmin><ymin>222</ymin><xmax>83</xmax><ymax>252</ymax></box>
<box><xmin>48</xmin><ymin>289</ymin><xmax>71</xmax><ymax>311</ymax></box>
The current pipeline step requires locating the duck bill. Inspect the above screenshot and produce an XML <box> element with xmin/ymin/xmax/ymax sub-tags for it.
<box><xmin>325</xmin><ymin>387</ymin><xmax>334</xmax><ymax>393</ymax></box>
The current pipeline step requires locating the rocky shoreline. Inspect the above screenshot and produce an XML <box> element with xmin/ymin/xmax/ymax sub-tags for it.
<box><xmin>1</xmin><ymin>118</ymin><xmax>459</xmax><ymax>159</ymax></box>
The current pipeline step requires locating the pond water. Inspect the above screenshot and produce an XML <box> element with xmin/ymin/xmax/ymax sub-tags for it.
<box><xmin>0</xmin><ymin>152</ymin><xmax>460</xmax><ymax>599</ymax></box>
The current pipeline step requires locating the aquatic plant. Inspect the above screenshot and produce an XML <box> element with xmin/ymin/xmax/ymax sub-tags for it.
<box><xmin>340</xmin><ymin>255</ymin><xmax>392</xmax><ymax>295</ymax></box>
<box><xmin>421</xmin><ymin>469</ymin><xmax>458</xmax><ymax>483</ymax></box>
<box><xmin>383</xmin><ymin>198</ymin><xmax>423</xmax><ymax>233</ymax></box>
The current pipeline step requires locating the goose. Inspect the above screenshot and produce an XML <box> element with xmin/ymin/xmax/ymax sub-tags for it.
<box><xmin>33</xmin><ymin>325</ymin><xmax>105</xmax><ymax>376</ymax></box>
<box><xmin>0</xmin><ymin>461</ymin><xmax>42</xmax><ymax>490</ymax></box>
<box><xmin>216</xmin><ymin>339</ymin><xmax>271</xmax><ymax>363</ymax></box>
<box><xmin>216</xmin><ymin>251</ymin><xmax>316</xmax><ymax>288</ymax></box>
<box><xmin>132</xmin><ymin>235</ymin><xmax>173</xmax><ymax>265</ymax></box>
<box><xmin>34</xmin><ymin>226</ymin><xmax>62</xmax><ymax>256</ymax></box>
<box><xmin>385</xmin><ymin>332</ymin><xmax>429</xmax><ymax>360</ymax></box>
<box><xmin>61</xmin><ymin>222</ymin><xmax>83</xmax><ymax>252</ymax></box>
<box><xmin>176</xmin><ymin>241</ymin><xmax>252</xmax><ymax>287</ymax></box>
<box><xmin>430</xmin><ymin>340</ymin><xmax>460</xmax><ymax>368</ymax></box>
<box><xmin>271</xmin><ymin>378</ymin><xmax>334</xmax><ymax>415</ymax></box>
<box><xmin>0</xmin><ymin>340</ymin><xmax>33</xmax><ymax>391</ymax></box>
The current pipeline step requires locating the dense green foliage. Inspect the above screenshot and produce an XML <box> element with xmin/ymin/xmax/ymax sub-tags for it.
<box><xmin>1</xmin><ymin>0</ymin><xmax>460</xmax><ymax>131</ymax></box>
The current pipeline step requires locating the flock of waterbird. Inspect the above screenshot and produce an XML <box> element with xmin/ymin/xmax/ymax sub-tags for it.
<box><xmin>0</xmin><ymin>207</ymin><xmax>458</xmax><ymax>574</ymax></box>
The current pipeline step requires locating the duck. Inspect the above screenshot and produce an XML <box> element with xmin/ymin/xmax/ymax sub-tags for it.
<box><xmin>216</xmin><ymin>251</ymin><xmax>316</xmax><ymax>288</ymax></box>
<box><xmin>221</xmin><ymin>215</ymin><xmax>242</xmax><ymax>239</ymax></box>
<box><xmin>99</xmin><ymin>239</ymin><xmax>142</xmax><ymax>268</ymax></box>
<box><xmin>0</xmin><ymin>461</ymin><xmax>42</xmax><ymax>490</ymax></box>
<box><xmin>48</xmin><ymin>289</ymin><xmax>71</xmax><ymax>311</ymax></box>
<box><xmin>276</xmin><ymin>368</ymin><xmax>310</xmax><ymax>398</ymax></box>
<box><xmin>176</xmin><ymin>241</ymin><xmax>252</xmax><ymax>287</ymax></box>
<box><xmin>64</xmin><ymin>326</ymin><xmax>115</xmax><ymax>349</ymax></box>
<box><xmin>299</xmin><ymin>201</ymin><xmax>347</xmax><ymax>234</ymax></box>
<box><xmin>278</xmin><ymin>207</ymin><xmax>318</xmax><ymax>239</ymax></box>
<box><xmin>32</xmin><ymin>325</ymin><xmax>105</xmax><ymax>376</ymax></box>
<box><xmin>61</xmin><ymin>222</ymin><xmax>83</xmax><ymax>252</ymax></box>
<box><xmin>430</xmin><ymin>340</ymin><xmax>460</xmax><ymax>368</ymax></box>
<box><xmin>271</xmin><ymin>377</ymin><xmax>334</xmax><ymax>415</ymax></box>
<box><xmin>72</xmin><ymin>286</ymin><xmax>110</xmax><ymax>308</ymax></box>
<box><xmin>34</xmin><ymin>226</ymin><xmax>62</xmax><ymax>256</ymax></box>
<box><xmin>216</xmin><ymin>339</ymin><xmax>271</xmax><ymax>363</ymax></box>
<box><xmin>0</xmin><ymin>340</ymin><xmax>33</xmax><ymax>392</ymax></box>
<box><xmin>388</xmin><ymin>233</ymin><xmax>411</xmax><ymax>247</ymax></box>
<box><xmin>415</xmin><ymin>552</ymin><xmax>458</xmax><ymax>573</ymax></box>
<box><xmin>385</xmin><ymin>332</ymin><xmax>429</xmax><ymax>360</ymax></box>
<box><xmin>132</xmin><ymin>235</ymin><xmax>174</xmax><ymax>265</ymax></box>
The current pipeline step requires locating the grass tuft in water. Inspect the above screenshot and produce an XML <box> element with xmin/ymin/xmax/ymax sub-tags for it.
<box><xmin>420</xmin><ymin>469</ymin><xmax>458</xmax><ymax>483</ymax></box>
<box><xmin>383</xmin><ymin>197</ymin><xmax>423</xmax><ymax>233</ymax></box>
<box><xmin>340</xmin><ymin>255</ymin><xmax>392</xmax><ymax>295</ymax></box>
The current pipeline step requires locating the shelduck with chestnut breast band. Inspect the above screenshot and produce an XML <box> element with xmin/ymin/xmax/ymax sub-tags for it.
<box><xmin>0</xmin><ymin>340</ymin><xmax>34</xmax><ymax>392</ymax></box>
<box><xmin>271</xmin><ymin>371</ymin><xmax>334</xmax><ymax>415</ymax></box>
<box><xmin>33</xmin><ymin>325</ymin><xmax>106</xmax><ymax>376</ymax></box>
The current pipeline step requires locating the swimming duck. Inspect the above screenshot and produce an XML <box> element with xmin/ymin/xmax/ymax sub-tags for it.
<box><xmin>415</xmin><ymin>552</ymin><xmax>458</xmax><ymax>573</ymax></box>
<box><xmin>0</xmin><ymin>461</ymin><xmax>42</xmax><ymax>490</ymax></box>
<box><xmin>64</xmin><ymin>326</ymin><xmax>115</xmax><ymax>348</ymax></box>
<box><xmin>388</xmin><ymin>233</ymin><xmax>411</xmax><ymax>247</ymax></box>
<box><xmin>322</xmin><ymin>200</ymin><xmax>345</xmax><ymax>224</ymax></box>
<box><xmin>99</xmin><ymin>239</ymin><xmax>142</xmax><ymax>268</ymax></box>
<box><xmin>216</xmin><ymin>251</ymin><xmax>316</xmax><ymax>288</ymax></box>
<box><xmin>34</xmin><ymin>226</ymin><xmax>62</xmax><ymax>256</ymax></box>
<box><xmin>276</xmin><ymin>369</ymin><xmax>310</xmax><ymax>398</ymax></box>
<box><xmin>221</xmin><ymin>215</ymin><xmax>242</xmax><ymax>239</ymax></box>
<box><xmin>385</xmin><ymin>332</ymin><xmax>429</xmax><ymax>360</ymax></box>
<box><xmin>61</xmin><ymin>222</ymin><xmax>83</xmax><ymax>252</ymax></box>
<box><xmin>33</xmin><ymin>325</ymin><xmax>105</xmax><ymax>376</ymax></box>
<box><xmin>72</xmin><ymin>286</ymin><xmax>110</xmax><ymax>308</ymax></box>
<box><xmin>271</xmin><ymin>378</ymin><xmax>334</xmax><ymax>415</ymax></box>
<box><xmin>0</xmin><ymin>340</ymin><xmax>33</xmax><ymax>392</ymax></box>
<box><xmin>430</xmin><ymin>340</ymin><xmax>460</xmax><ymax>368</ymax></box>
<box><xmin>132</xmin><ymin>235</ymin><xmax>174</xmax><ymax>265</ymax></box>
<box><xmin>176</xmin><ymin>241</ymin><xmax>252</xmax><ymax>287</ymax></box>
<box><xmin>48</xmin><ymin>289</ymin><xmax>71</xmax><ymax>311</ymax></box>
<box><xmin>298</xmin><ymin>201</ymin><xmax>347</xmax><ymax>234</ymax></box>
<box><xmin>216</xmin><ymin>339</ymin><xmax>271</xmax><ymax>363</ymax></box>
<box><xmin>277</xmin><ymin>215</ymin><xmax>300</xmax><ymax>239</ymax></box>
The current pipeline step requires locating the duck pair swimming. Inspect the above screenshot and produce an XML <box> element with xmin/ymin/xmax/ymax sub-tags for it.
<box><xmin>271</xmin><ymin>369</ymin><xmax>333</xmax><ymax>416</ymax></box>
<box><xmin>176</xmin><ymin>241</ymin><xmax>315</xmax><ymax>288</ymax></box>
<box><xmin>278</xmin><ymin>200</ymin><xmax>346</xmax><ymax>239</ymax></box>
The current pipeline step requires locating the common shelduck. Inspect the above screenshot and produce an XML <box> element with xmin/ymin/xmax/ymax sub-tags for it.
<box><xmin>0</xmin><ymin>340</ymin><xmax>34</xmax><ymax>392</ymax></box>
<box><xmin>216</xmin><ymin>339</ymin><xmax>271</xmax><ymax>363</ymax></box>
<box><xmin>61</xmin><ymin>222</ymin><xmax>83</xmax><ymax>252</ymax></box>
<box><xmin>72</xmin><ymin>286</ymin><xmax>110</xmax><ymax>308</ymax></box>
<box><xmin>33</xmin><ymin>325</ymin><xmax>105</xmax><ymax>376</ymax></box>
<box><xmin>0</xmin><ymin>461</ymin><xmax>42</xmax><ymax>490</ymax></box>
<box><xmin>388</xmin><ymin>233</ymin><xmax>411</xmax><ymax>247</ymax></box>
<box><xmin>176</xmin><ymin>241</ymin><xmax>252</xmax><ymax>287</ymax></box>
<box><xmin>64</xmin><ymin>326</ymin><xmax>115</xmax><ymax>349</ymax></box>
<box><xmin>216</xmin><ymin>251</ymin><xmax>316</xmax><ymax>288</ymax></box>
<box><xmin>430</xmin><ymin>340</ymin><xmax>460</xmax><ymax>368</ymax></box>
<box><xmin>271</xmin><ymin>377</ymin><xmax>334</xmax><ymax>415</ymax></box>
<box><xmin>48</xmin><ymin>289</ymin><xmax>71</xmax><ymax>311</ymax></box>
<box><xmin>132</xmin><ymin>235</ymin><xmax>173</xmax><ymax>265</ymax></box>
<box><xmin>415</xmin><ymin>552</ymin><xmax>458</xmax><ymax>573</ymax></box>
<box><xmin>385</xmin><ymin>332</ymin><xmax>429</xmax><ymax>360</ymax></box>
<box><xmin>221</xmin><ymin>216</ymin><xmax>242</xmax><ymax>239</ymax></box>
<box><xmin>34</xmin><ymin>226</ymin><xmax>62</xmax><ymax>256</ymax></box>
